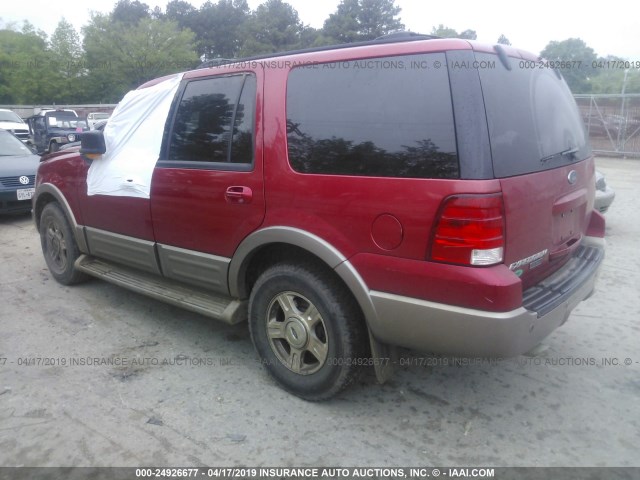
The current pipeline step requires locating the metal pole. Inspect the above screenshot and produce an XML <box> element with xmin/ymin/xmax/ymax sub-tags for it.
<box><xmin>618</xmin><ymin>69</ymin><xmax>629</xmax><ymax>151</ymax></box>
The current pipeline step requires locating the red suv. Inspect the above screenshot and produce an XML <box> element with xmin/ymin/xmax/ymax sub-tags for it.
<box><xmin>33</xmin><ymin>35</ymin><xmax>605</xmax><ymax>400</ymax></box>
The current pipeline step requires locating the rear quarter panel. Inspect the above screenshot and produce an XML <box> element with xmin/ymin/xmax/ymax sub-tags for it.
<box><xmin>259</xmin><ymin>41</ymin><xmax>488</xmax><ymax>262</ymax></box>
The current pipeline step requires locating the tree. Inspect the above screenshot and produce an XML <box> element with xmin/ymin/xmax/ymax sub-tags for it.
<box><xmin>151</xmin><ymin>6</ymin><xmax>165</xmax><ymax>19</ymax></box>
<box><xmin>49</xmin><ymin>19</ymin><xmax>85</xmax><ymax>103</ymax></box>
<box><xmin>239</xmin><ymin>0</ymin><xmax>304</xmax><ymax>56</ymax></box>
<box><xmin>497</xmin><ymin>34</ymin><xmax>511</xmax><ymax>46</ymax></box>
<box><xmin>20</xmin><ymin>20</ymin><xmax>49</xmax><ymax>41</ymax></box>
<box><xmin>323</xmin><ymin>0</ymin><xmax>404</xmax><ymax>43</ymax></box>
<box><xmin>215</xmin><ymin>0</ymin><xmax>250</xmax><ymax>58</ymax></box>
<box><xmin>298</xmin><ymin>26</ymin><xmax>325</xmax><ymax>49</ymax></box>
<box><xmin>587</xmin><ymin>56</ymin><xmax>640</xmax><ymax>94</ymax></box>
<box><xmin>431</xmin><ymin>24</ymin><xmax>476</xmax><ymax>40</ymax></box>
<box><xmin>430</xmin><ymin>24</ymin><xmax>458</xmax><ymax>38</ymax></box>
<box><xmin>193</xmin><ymin>0</ymin><xmax>250</xmax><ymax>60</ymax></box>
<box><xmin>112</xmin><ymin>0</ymin><xmax>151</xmax><ymax>26</ymax></box>
<box><xmin>540</xmin><ymin>38</ymin><xmax>598</xmax><ymax>93</ymax></box>
<box><xmin>83</xmin><ymin>14</ymin><xmax>198</xmax><ymax>102</ymax></box>
<box><xmin>0</xmin><ymin>23</ymin><xmax>55</xmax><ymax>103</ymax></box>
<box><xmin>166</xmin><ymin>0</ymin><xmax>196</xmax><ymax>19</ymax></box>
<box><xmin>458</xmin><ymin>29</ymin><xmax>477</xmax><ymax>40</ymax></box>
<box><xmin>165</xmin><ymin>0</ymin><xmax>197</xmax><ymax>26</ymax></box>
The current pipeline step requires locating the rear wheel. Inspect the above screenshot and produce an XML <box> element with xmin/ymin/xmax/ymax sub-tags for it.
<box><xmin>39</xmin><ymin>203</ymin><xmax>87</xmax><ymax>285</ymax></box>
<box><xmin>249</xmin><ymin>262</ymin><xmax>366</xmax><ymax>401</ymax></box>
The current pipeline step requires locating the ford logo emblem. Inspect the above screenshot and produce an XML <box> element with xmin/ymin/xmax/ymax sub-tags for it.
<box><xmin>19</xmin><ymin>176</ymin><xmax>30</xmax><ymax>185</ymax></box>
<box><xmin>567</xmin><ymin>170</ymin><xmax>577</xmax><ymax>185</ymax></box>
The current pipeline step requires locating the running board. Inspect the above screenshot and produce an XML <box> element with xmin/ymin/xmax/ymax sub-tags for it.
<box><xmin>75</xmin><ymin>255</ymin><xmax>246</xmax><ymax>324</ymax></box>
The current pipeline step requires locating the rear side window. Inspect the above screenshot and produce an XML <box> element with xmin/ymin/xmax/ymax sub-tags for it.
<box><xmin>475</xmin><ymin>52</ymin><xmax>591</xmax><ymax>177</ymax></box>
<box><xmin>168</xmin><ymin>73</ymin><xmax>255</xmax><ymax>164</ymax></box>
<box><xmin>286</xmin><ymin>53</ymin><xmax>459</xmax><ymax>178</ymax></box>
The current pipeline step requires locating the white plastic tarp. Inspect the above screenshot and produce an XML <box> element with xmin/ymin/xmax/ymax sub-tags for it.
<box><xmin>86</xmin><ymin>73</ymin><xmax>183</xmax><ymax>198</ymax></box>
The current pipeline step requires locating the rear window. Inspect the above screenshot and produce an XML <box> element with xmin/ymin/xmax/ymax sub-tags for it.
<box><xmin>286</xmin><ymin>53</ymin><xmax>459</xmax><ymax>179</ymax></box>
<box><xmin>476</xmin><ymin>52</ymin><xmax>591</xmax><ymax>178</ymax></box>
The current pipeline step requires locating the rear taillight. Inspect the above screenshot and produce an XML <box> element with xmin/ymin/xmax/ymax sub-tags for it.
<box><xmin>430</xmin><ymin>194</ymin><xmax>505</xmax><ymax>266</ymax></box>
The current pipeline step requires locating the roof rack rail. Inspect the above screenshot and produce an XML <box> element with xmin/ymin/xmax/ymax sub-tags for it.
<box><xmin>196</xmin><ymin>31</ymin><xmax>439</xmax><ymax>70</ymax></box>
<box><xmin>197</xmin><ymin>58</ymin><xmax>240</xmax><ymax>69</ymax></box>
<box><xmin>375</xmin><ymin>31</ymin><xmax>439</xmax><ymax>41</ymax></box>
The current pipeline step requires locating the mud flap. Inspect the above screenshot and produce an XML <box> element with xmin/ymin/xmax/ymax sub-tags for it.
<box><xmin>368</xmin><ymin>330</ymin><xmax>397</xmax><ymax>384</ymax></box>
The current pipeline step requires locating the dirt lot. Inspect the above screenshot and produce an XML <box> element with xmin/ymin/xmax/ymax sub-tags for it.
<box><xmin>0</xmin><ymin>157</ymin><xmax>639</xmax><ymax>468</ymax></box>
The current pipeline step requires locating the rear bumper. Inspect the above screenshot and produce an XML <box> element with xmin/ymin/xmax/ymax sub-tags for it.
<box><xmin>366</xmin><ymin>236</ymin><xmax>605</xmax><ymax>357</ymax></box>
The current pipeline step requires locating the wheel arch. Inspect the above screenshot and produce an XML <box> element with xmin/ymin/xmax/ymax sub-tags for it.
<box><xmin>33</xmin><ymin>183</ymin><xmax>89</xmax><ymax>253</ymax></box>
<box><xmin>228</xmin><ymin>227</ymin><xmax>380</xmax><ymax>330</ymax></box>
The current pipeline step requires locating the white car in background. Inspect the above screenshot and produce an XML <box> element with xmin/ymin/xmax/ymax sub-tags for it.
<box><xmin>0</xmin><ymin>109</ymin><xmax>30</xmax><ymax>144</ymax></box>
<box><xmin>595</xmin><ymin>170</ymin><xmax>615</xmax><ymax>214</ymax></box>
<box><xmin>87</xmin><ymin>112</ymin><xmax>111</xmax><ymax>129</ymax></box>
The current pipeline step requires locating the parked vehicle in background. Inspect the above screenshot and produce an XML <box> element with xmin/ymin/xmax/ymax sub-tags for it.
<box><xmin>584</xmin><ymin>113</ymin><xmax>640</xmax><ymax>139</ymax></box>
<box><xmin>0</xmin><ymin>109</ymin><xmax>30</xmax><ymax>144</ymax></box>
<box><xmin>594</xmin><ymin>170</ymin><xmax>615</xmax><ymax>213</ymax></box>
<box><xmin>26</xmin><ymin>109</ymin><xmax>89</xmax><ymax>153</ymax></box>
<box><xmin>87</xmin><ymin>112</ymin><xmax>111</xmax><ymax>130</ymax></box>
<box><xmin>59</xmin><ymin>120</ymin><xmax>108</xmax><ymax>151</ymax></box>
<box><xmin>33</xmin><ymin>34</ymin><xmax>606</xmax><ymax>400</ymax></box>
<box><xmin>0</xmin><ymin>129</ymin><xmax>39</xmax><ymax>214</ymax></box>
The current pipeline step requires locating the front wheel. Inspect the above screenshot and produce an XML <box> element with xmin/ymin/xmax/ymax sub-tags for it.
<box><xmin>39</xmin><ymin>203</ymin><xmax>88</xmax><ymax>285</ymax></box>
<box><xmin>249</xmin><ymin>262</ymin><xmax>366</xmax><ymax>401</ymax></box>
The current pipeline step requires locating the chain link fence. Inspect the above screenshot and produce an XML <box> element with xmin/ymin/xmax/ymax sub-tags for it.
<box><xmin>575</xmin><ymin>94</ymin><xmax>640</xmax><ymax>157</ymax></box>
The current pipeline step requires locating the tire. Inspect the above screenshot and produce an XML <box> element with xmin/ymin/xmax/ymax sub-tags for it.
<box><xmin>249</xmin><ymin>262</ymin><xmax>366</xmax><ymax>401</ymax></box>
<box><xmin>39</xmin><ymin>203</ymin><xmax>88</xmax><ymax>285</ymax></box>
<box><xmin>49</xmin><ymin>142</ymin><xmax>59</xmax><ymax>153</ymax></box>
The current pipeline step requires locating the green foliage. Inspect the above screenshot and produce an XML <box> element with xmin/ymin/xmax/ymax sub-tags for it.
<box><xmin>0</xmin><ymin>23</ymin><xmax>54</xmax><ymax>103</ymax></box>
<box><xmin>165</xmin><ymin>0</ymin><xmax>197</xmax><ymax>21</ymax></box>
<box><xmin>299</xmin><ymin>26</ymin><xmax>328</xmax><ymax>49</ymax></box>
<box><xmin>112</xmin><ymin>0</ymin><xmax>152</xmax><ymax>26</ymax></box>
<box><xmin>541</xmin><ymin>39</ymin><xmax>640</xmax><ymax>94</ymax></box>
<box><xmin>497</xmin><ymin>34</ymin><xmax>511</xmax><ymax>46</ymax></box>
<box><xmin>430</xmin><ymin>25</ymin><xmax>476</xmax><ymax>40</ymax></box>
<box><xmin>458</xmin><ymin>29</ymin><xmax>477</xmax><ymax>40</ymax></box>
<box><xmin>541</xmin><ymin>38</ymin><xmax>597</xmax><ymax>93</ymax></box>
<box><xmin>2</xmin><ymin>1</ymin><xmax>638</xmax><ymax>104</ymax></box>
<box><xmin>48</xmin><ymin>19</ymin><xmax>85</xmax><ymax>103</ymax></box>
<box><xmin>188</xmin><ymin>0</ymin><xmax>250</xmax><ymax>60</ymax></box>
<box><xmin>587</xmin><ymin>57</ymin><xmax>640</xmax><ymax>94</ymax></box>
<box><xmin>83</xmin><ymin>14</ymin><xmax>198</xmax><ymax>102</ymax></box>
<box><xmin>239</xmin><ymin>0</ymin><xmax>304</xmax><ymax>56</ymax></box>
<box><xmin>430</xmin><ymin>24</ymin><xmax>459</xmax><ymax>38</ymax></box>
<box><xmin>323</xmin><ymin>0</ymin><xmax>404</xmax><ymax>43</ymax></box>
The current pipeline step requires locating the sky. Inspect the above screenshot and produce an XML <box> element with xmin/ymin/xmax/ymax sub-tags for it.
<box><xmin>1</xmin><ymin>0</ymin><xmax>639</xmax><ymax>60</ymax></box>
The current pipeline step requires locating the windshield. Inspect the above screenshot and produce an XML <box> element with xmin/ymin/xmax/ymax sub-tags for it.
<box><xmin>0</xmin><ymin>129</ymin><xmax>33</xmax><ymax>156</ymax></box>
<box><xmin>0</xmin><ymin>111</ymin><xmax>24</xmax><ymax>123</ymax></box>
<box><xmin>45</xmin><ymin>114</ymin><xmax>84</xmax><ymax>129</ymax></box>
<box><xmin>476</xmin><ymin>52</ymin><xmax>591</xmax><ymax>177</ymax></box>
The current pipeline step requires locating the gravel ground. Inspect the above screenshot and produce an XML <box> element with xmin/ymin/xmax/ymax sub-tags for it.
<box><xmin>0</xmin><ymin>157</ymin><xmax>638</xmax><ymax>468</ymax></box>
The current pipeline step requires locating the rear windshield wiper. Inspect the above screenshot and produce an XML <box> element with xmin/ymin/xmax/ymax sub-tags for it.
<box><xmin>541</xmin><ymin>146</ymin><xmax>579</xmax><ymax>164</ymax></box>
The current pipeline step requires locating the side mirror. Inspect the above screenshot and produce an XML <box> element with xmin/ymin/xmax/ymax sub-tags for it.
<box><xmin>80</xmin><ymin>130</ymin><xmax>106</xmax><ymax>155</ymax></box>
